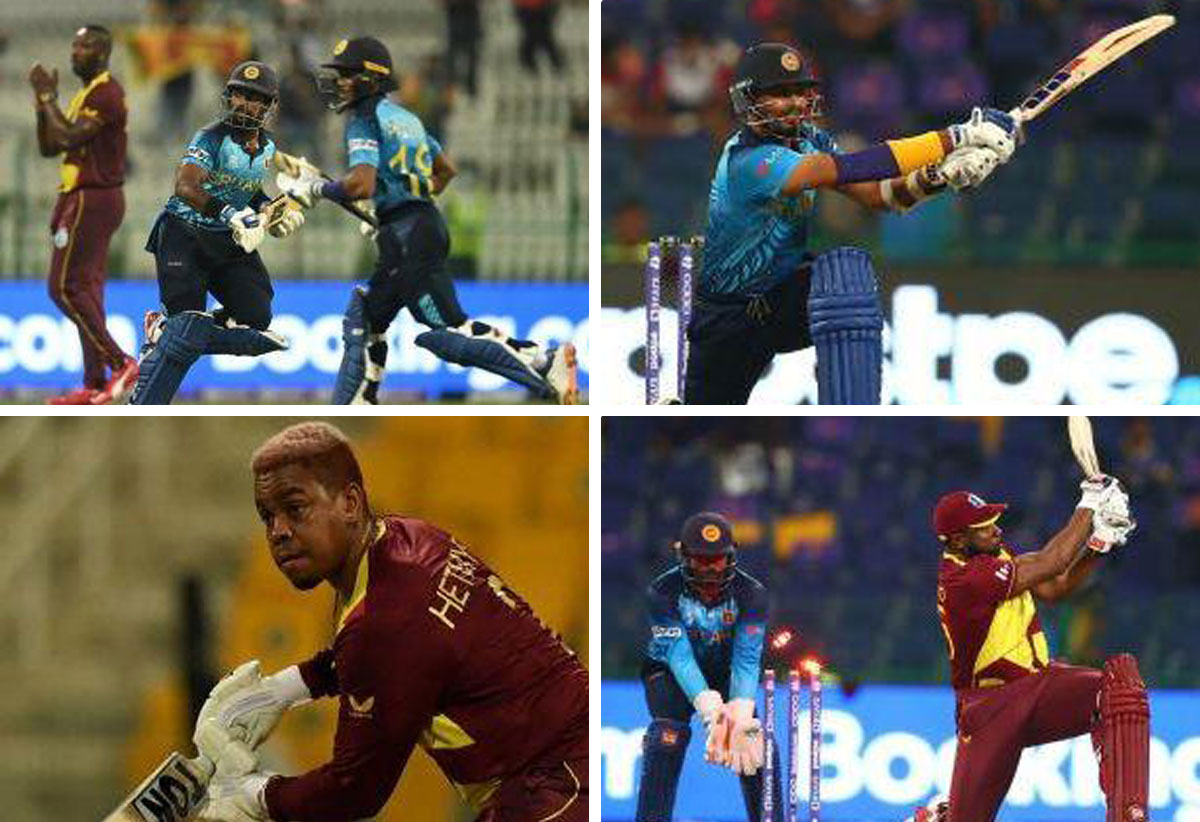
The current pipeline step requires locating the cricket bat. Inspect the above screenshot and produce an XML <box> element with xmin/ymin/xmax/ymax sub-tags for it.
<box><xmin>272</xmin><ymin>150</ymin><xmax>379</xmax><ymax>228</ymax></box>
<box><xmin>101</xmin><ymin>752</ymin><xmax>213</xmax><ymax>822</ymax></box>
<box><xmin>1067</xmin><ymin>415</ymin><xmax>1102</xmax><ymax>478</ymax></box>
<box><xmin>1011</xmin><ymin>14</ymin><xmax>1175</xmax><ymax>125</ymax></box>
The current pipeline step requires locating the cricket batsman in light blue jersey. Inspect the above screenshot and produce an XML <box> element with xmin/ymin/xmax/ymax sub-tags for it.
<box><xmin>687</xmin><ymin>42</ymin><xmax>1022</xmax><ymax>405</ymax></box>
<box><xmin>131</xmin><ymin>61</ymin><xmax>301</xmax><ymax>404</ymax></box>
<box><xmin>279</xmin><ymin>36</ymin><xmax>578</xmax><ymax>404</ymax></box>
<box><xmin>636</xmin><ymin>512</ymin><xmax>779</xmax><ymax>822</ymax></box>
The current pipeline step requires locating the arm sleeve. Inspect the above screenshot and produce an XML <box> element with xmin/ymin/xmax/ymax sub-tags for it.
<box><xmin>295</xmin><ymin>648</ymin><xmax>339</xmax><ymax>699</ymax></box>
<box><xmin>729</xmin><ymin>582</ymin><xmax>768</xmax><ymax>701</ymax></box>
<box><xmin>266</xmin><ymin>570</ymin><xmax>454</xmax><ymax>822</ymax></box>
<box><xmin>427</xmin><ymin>133</ymin><xmax>443</xmax><ymax>159</ymax></box>
<box><xmin>645</xmin><ymin>585</ymin><xmax>709</xmax><ymax>702</ymax></box>
<box><xmin>345</xmin><ymin>116</ymin><xmax>380</xmax><ymax>168</ymax></box>
<box><xmin>961</xmin><ymin>555</ymin><xmax>1016</xmax><ymax>604</ymax></box>
<box><xmin>180</xmin><ymin>130</ymin><xmax>217</xmax><ymax>172</ymax></box>
<box><xmin>730</xmin><ymin>143</ymin><xmax>804</xmax><ymax>204</ymax></box>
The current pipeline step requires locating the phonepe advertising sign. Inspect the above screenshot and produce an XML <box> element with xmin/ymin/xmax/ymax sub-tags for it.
<box><xmin>0</xmin><ymin>281</ymin><xmax>587</xmax><ymax>396</ymax></box>
<box><xmin>600</xmin><ymin>284</ymin><xmax>1187</xmax><ymax>405</ymax></box>
<box><xmin>602</xmin><ymin>680</ymin><xmax>1200</xmax><ymax>822</ymax></box>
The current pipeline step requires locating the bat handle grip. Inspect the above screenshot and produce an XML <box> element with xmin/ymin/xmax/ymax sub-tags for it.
<box><xmin>191</xmin><ymin>754</ymin><xmax>216</xmax><ymax>781</ymax></box>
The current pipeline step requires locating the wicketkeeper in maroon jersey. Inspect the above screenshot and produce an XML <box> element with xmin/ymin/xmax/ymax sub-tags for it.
<box><xmin>29</xmin><ymin>25</ymin><xmax>137</xmax><ymax>404</ymax></box>
<box><xmin>187</xmin><ymin>421</ymin><xmax>587</xmax><ymax>822</ymax></box>
<box><xmin>919</xmin><ymin>481</ymin><xmax>1148</xmax><ymax>822</ymax></box>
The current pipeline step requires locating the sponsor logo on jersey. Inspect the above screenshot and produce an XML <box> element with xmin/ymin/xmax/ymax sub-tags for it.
<box><xmin>651</xmin><ymin>625</ymin><xmax>683</xmax><ymax>639</ymax></box>
<box><xmin>348</xmin><ymin>694</ymin><xmax>375</xmax><ymax>718</ymax></box>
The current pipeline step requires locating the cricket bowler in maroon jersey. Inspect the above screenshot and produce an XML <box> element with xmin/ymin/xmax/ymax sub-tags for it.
<box><xmin>190</xmin><ymin>421</ymin><xmax>586</xmax><ymax>822</ymax></box>
<box><xmin>921</xmin><ymin>482</ymin><xmax>1149</xmax><ymax>822</ymax></box>
<box><xmin>29</xmin><ymin>25</ymin><xmax>137</xmax><ymax>404</ymax></box>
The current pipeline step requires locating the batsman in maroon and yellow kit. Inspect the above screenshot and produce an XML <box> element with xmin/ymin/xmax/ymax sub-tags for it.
<box><xmin>929</xmin><ymin>483</ymin><xmax>1148</xmax><ymax>822</ymax></box>
<box><xmin>188</xmin><ymin>422</ymin><xmax>587</xmax><ymax>822</ymax></box>
<box><xmin>29</xmin><ymin>25</ymin><xmax>137</xmax><ymax>405</ymax></box>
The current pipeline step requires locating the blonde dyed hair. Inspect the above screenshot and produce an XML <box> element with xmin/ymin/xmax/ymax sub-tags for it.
<box><xmin>250</xmin><ymin>421</ymin><xmax>364</xmax><ymax>495</ymax></box>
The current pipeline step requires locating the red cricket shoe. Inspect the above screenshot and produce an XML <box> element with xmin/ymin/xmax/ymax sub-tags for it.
<box><xmin>47</xmin><ymin>388</ymin><xmax>103</xmax><ymax>405</ymax></box>
<box><xmin>91</xmin><ymin>357</ymin><xmax>139</xmax><ymax>404</ymax></box>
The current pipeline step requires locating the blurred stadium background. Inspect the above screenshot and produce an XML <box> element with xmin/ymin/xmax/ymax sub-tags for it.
<box><xmin>0</xmin><ymin>416</ymin><xmax>587</xmax><ymax>821</ymax></box>
<box><xmin>599</xmin><ymin>0</ymin><xmax>1200</xmax><ymax>405</ymax></box>
<box><xmin>601</xmin><ymin>416</ymin><xmax>1200</xmax><ymax>820</ymax></box>
<box><xmin>0</xmin><ymin>0</ymin><xmax>587</xmax><ymax>402</ymax></box>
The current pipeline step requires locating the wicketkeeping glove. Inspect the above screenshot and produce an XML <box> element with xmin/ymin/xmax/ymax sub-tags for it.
<box><xmin>724</xmin><ymin>699</ymin><xmax>764</xmax><ymax>776</ymax></box>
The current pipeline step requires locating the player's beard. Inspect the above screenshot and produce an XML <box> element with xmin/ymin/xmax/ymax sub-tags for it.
<box><xmin>72</xmin><ymin>56</ymin><xmax>96</xmax><ymax>80</ymax></box>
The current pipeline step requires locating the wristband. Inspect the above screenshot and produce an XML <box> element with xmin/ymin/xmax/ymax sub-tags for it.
<box><xmin>885</xmin><ymin>131</ymin><xmax>947</xmax><ymax>174</ymax></box>
<box><xmin>318</xmin><ymin>179</ymin><xmax>349</xmax><ymax>203</ymax></box>
<box><xmin>833</xmin><ymin>144</ymin><xmax>900</xmax><ymax>186</ymax></box>
<box><xmin>202</xmin><ymin>197</ymin><xmax>232</xmax><ymax>220</ymax></box>
<box><xmin>217</xmin><ymin>205</ymin><xmax>238</xmax><ymax>226</ymax></box>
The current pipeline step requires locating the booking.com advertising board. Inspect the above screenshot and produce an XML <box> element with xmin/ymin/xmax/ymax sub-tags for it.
<box><xmin>0</xmin><ymin>281</ymin><xmax>587</xmax><ymax>396</ymax></box>
<box><xmin>602</xmin><ymin>680</ymin><xmax>1200</xmax><ymax>822</ymax></box>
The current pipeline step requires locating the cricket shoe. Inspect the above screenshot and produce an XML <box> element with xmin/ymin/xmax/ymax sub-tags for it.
<box><xmin>542</xmin><ymin>342</ymin><xmax>580</xmax><ymax>404</ymax></box>
<box><xmin>47</xmin><ymin>388</ymin><xmax>103</xmax><ymax>405</ymax></box>
<box><xmin>142</xmin><ymin>310</ymin><xmax>164</xmax><ymax>351</ymax></box>
<box><xmin>91</xmin><ymin>357</ymin><xmax>139</xmax><ymax>404</ymax></box>
<box><xmin>905</xmin><ymin>798</ymin><xmax>948</xmax><ymax>822</ymax></box>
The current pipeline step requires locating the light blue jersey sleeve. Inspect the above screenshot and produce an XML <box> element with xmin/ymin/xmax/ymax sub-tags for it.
<box><xmin>344</xmin><ymin>98</ymin><xmax>441</xmax><ymax>214</ymax></box>
<box><xmin>180</xmin><ymin>128</ymin><xmax>221</xmax><ymax>173</ymax></box>
<box><xmin>726</xmin><ymin>142</ymin><xmax>805</xmax><ymax>205</ymax></box>
<box><xmin>346</xmin><ymin>114</ymin><xmax>381</xmax><ymax>169</ymax></box>
<box><xmin>703</xmin><ymin>128</ymin><xmax>838</xmax><ymax>295</ymax></box>
<box><xmin>646</xmin><ymin>585</ymin><xmax>709</xmax><ymax>702</ymax></box>
<box><xmin>165</xmin><ymin>126</ymin><xmax>274</xmax><ymax>230</ymax></box>
<box><xmin>729</xmin><ymin>580</ymin><xmax>768</xmax><ymax>701</ymax></box>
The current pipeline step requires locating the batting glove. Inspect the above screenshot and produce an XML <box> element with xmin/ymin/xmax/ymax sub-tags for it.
<box><xmin>1088</xmin><ymin>508</ymin><xmax>1137</xmax><ymax>554</ymax></box>
<box><xmin>196</xmin><ymin>770</ymin><xmax>273</xmax><ymax>822</ymax></box>
<box><xmin>221</xmin><ymin>206</ymin><xmax>266</xmax><ymax>254</ymax></box>
<box><xmin>266</xmin><ymin>201</ymin><xmax>305</xmax><ymax>239</ymax></box>
<box><xmin>939</xmin><ymin>146</ymin><xmax>1001</xmax><ymax>191</ymax></box>
<box><xmin>275</xmin><ymin>169</ymin><xmax>324</xmax><ymax>209</ymax></box>
<box><xmin>948</xmin><ymin>107</ymin><xmax>1020</xmax><ymax>164</ymax></box>
<box><xmin>1077</xmin><ymin>475</ymin><xmax>1124</xmax><ymax>511</ymax></box>
<box><xmin>1088</xmin><ymin>487</ymin><xmax>1136</xmax><ymax>553</ymax></box>
<box><xmin>195</xmin><ymin>661</ymin><xmax>310</xmax><ymax>754</ymax></box>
